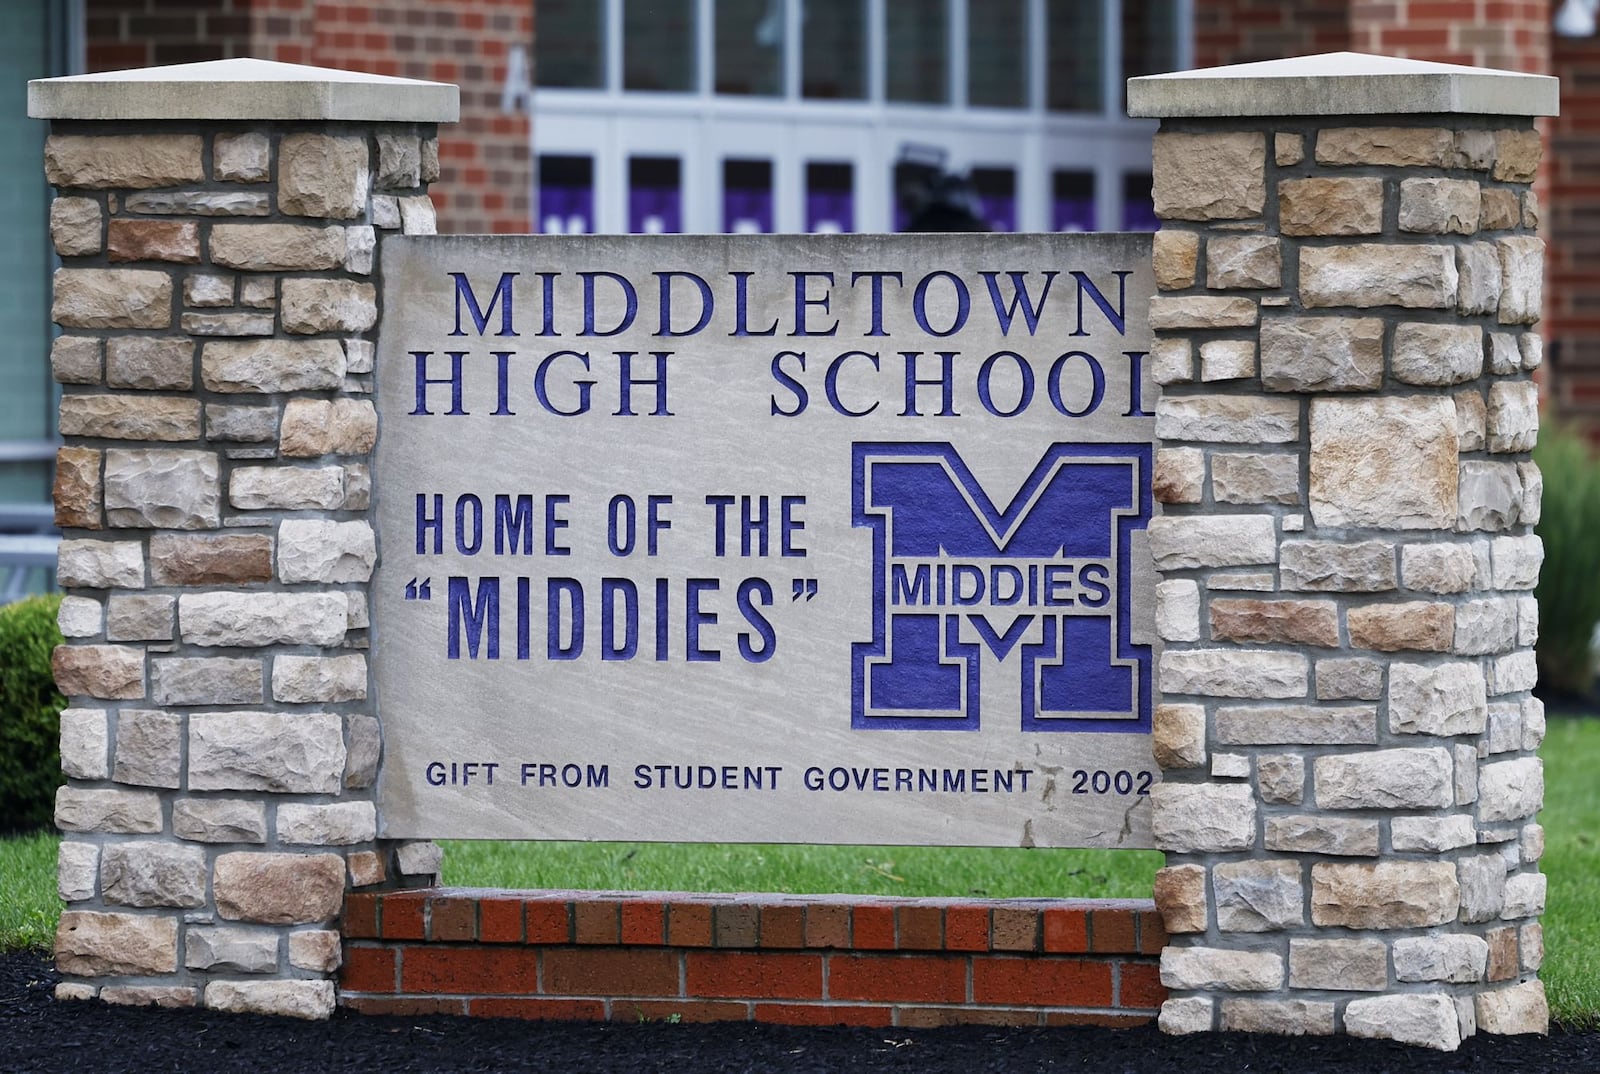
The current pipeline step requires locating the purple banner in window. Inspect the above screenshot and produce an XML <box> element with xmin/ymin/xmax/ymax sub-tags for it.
<box><xmin>629</xmin><ymin>188</ymin><xmax>681</xmax><ymax>234</ymax></box>
<box><xmin>724</xmin><ymin>188</ymin><xmax>773</xmax><ymax>234</ymax></box>
<box><xmin>540</xmin><ymin>185</ymin><xmax>594</xmax><ymax>235</ymax></box>
<box><xmin>807</xmin><ymin>191</ymin><xmax>853</xmax><ymax>233</ymax></box>
<box><xmin>1053</xmin><ymin>197</ymin><xmax>1095</xmax><ymax>232</ymax></box>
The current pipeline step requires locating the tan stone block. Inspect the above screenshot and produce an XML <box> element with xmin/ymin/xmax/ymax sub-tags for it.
<box><xmin>51</xmin><ymin>336</ymin><xmax>102</xmax><ymax>385</ymax></box>
<box><xmin>214</xmin><ymin>132</ymin><xmax>270</xmax><ymax>182</ymax></box>
<box><xmin>229</xmin><ymin>466</ymin><xmax>347</xmax><ymax>511</ymax></box>
<box><xmin>204</xmin><ymin>980</ymin><xmax>335</xmax><ymax>1020</ymax></box>
<box><xmin>209</xmin><ymin>224</ymin><xmax>346</xmax><ymax>271</ymax></box>
<box><xmin>126</xmin><ymin>190</ymin><xmax>269</xmax><ymax>216</ymax></box>
<box><xmin>113</xmin><ymin>708</ymin><xmax>182</xmax><ymax>788</ymax></box>
<box><xmin>57</xmin><ymin>840</ymin><xmax>99</xmax><ymax>901</ymax></box>
<box><xmin>1345</xmin><ymin>993</ymin><xmax>1461</xmax><ymax>1051</ymax></box>
<box><xmin>1456</xmin><ymin>389</ymin><xmax>1487</xmax><ymax>452</ymax></box>
<box><xmin>180</xmin><ymin>592</ymin><xmax>348</xmax><ymax>647</ymax></box>
<box><xmin>1147</xmin><ymin>515</ymin><xmax>1277</xmax><ymax>570</ymax></box>
<box><xmin>1394</xmin><ymin>934</ymin><xmax>1489</xmax><ymax>983</ymax></box>
<box><xmin>240</xmin><ymin>276</ymin><xmax>276</xmax><ymax>308</ymax></box>
<box><xmin>1300</xmin><ymin>245</ymin><xmax>1457</xmax><ymax>309</ymax></box>
<box><xmin>399</xmin><ymin>195</ymin><xmax>437</xmax><ymax>235</ymax></box>
<box><xmin>1259</xmin><ymin>316</ymin><xmax>1383</xmax><ymax>392</ymax></box>
<box><xmin>1206</xmin><ymin>234</ymin><xmax>1280</xmax><ymax>289</ymax></box>
<box><xmin>54</xmin><ymin>786</ymin><xmax>161</xmax><ymax>834</ymax></box>
<box><xmin>1274</xmin><ymin>132</ymin><xmax>1304</xmax><ymax>165</ymax></box>
<box><xmin>279</xmin><ymin>398</ymin><xmax>378</xmax><ymax>457</ymax></box>
<box><xmin>1210</xmin><ymin>599</ymin><xmax>1338</xmax><ymax>648</ymax></box>
<box><xmin>376</xmin><ymin>132</ymin><xmax>422</xmax><ymax>190</ymax></box>
<box><xmin>1149</xmin><ymin>295</ymin><xmax>1257</xmax><ymax>330</ymax></box>
<box><xmin>1210</xmin><ymin>453</ymin><xmax>1300</xmax><ymax>505</ymax></box>
<box><xmin>184</xmin><ymin>924</ymin><xmax>279</xmax><ymax>974</ymax></box>
<box><xmin>1524</xmin><ymin>190</ymin><xmax>1541</xmax><ymax>229</ymax></box>
<box><xmin>1160</xmin><ymin>649</ymin><xmax>1308</xmax><ymax>699</ymax></box>
<box><xmin>103</xmin><ymin>449</ymin><xmax>220</xmax><ymax>529</ymax></box>
<box><xmin>57</xmin><ymin>539</ymin><xmax>143</xmax><ymax>589</ymax></box>
<box><xmin>55</xmin><ymin>911</ymin><xmax>178</xmax><ymax>976</ymax></box>
<box><xmin>50</xmin><ymin>197</ymin><xmax>102</xmax><ymax>256</ymax></box>
<box><xmin>1152</xmin><ymin>864</ymin><xmax>1207</xmax><ymax>933</ymax></box>
<box><xmin>1152</xmin><ymin>230</ymin><xmax>1198</xmax><ymax>290</ymax></box>
<box><xmin>1309</xmin><ymin>396</ymin><xmax>1457</xmax><ymax>529</ymax></box>
<box><xmin>1256</xmin><ymin>754</ymin><xmax>1304</xmax><ymax>804</ymax></box>
<box><xmin>105</xmin><ymin>595</ymin><xmax>174</xmax><ymax>643</ymax></box>
<box><xmin>1160</xmin><ymin>997</ymin><xmax>1214</xmax><ymax>1034</ymax></box>
<box><xmin>1311</xmin><ymin>861</ymin><xmax>1459</xmax><ymax>928</ymax></box>
<box><xmin>1152</xmin><ymin>447</ymin><xmax>1202</xmax><ymax>504</ymax></box>
<box><xmin>1478</xmin><ymin>980</ymin><xmax>1550</xmax><ymax>1036</ymax></box>
<box><xmin>348</xmin><ymin>850</ymin><xmax>387</xmax><ymax>888</ymax></box>
<box><xmin>1522</xmin><ymin>921</ymin><xmax>1544</xmax><ymax>971</ymax></box>
<box><xmin>1215</xmin><ymin>860</ymin><xmax>1303</xmax><ymax>931</ymax></box>
<box><xmin>277</xmin><ymin>802</ymin><xmax>377</xmax><ymax>846</ymax></box>
<box><xmin>149</xmin><ymin>533</ymin><xmax>273</xmax><ymax>586</ymax></box>
<box><xmin>1152</xmin><ymin>702</ymin><xmax>1205</xmax><ymax>768</ymax></box>
<box><xmin>1315</xmin><ymin>127</ymin><xmax>1453</xmax><ymax>167</ymax></box>
<box><xmin>344</xmin><ymin>713</ymin><xmax>381</xmax><ymax>789</ymax></box>
<box><xmin>1460</xmin><ymin>460</ymin><xmax>1525</xmax><ymax>532</ymax></box>
<box><xmin>1289</xmin><ymin>938</ymin><xmax>1386</xmax><ymax>990</ymax></box>
<box><xmin>1498</xmin><ymin>236</ymin><xmax>1544</xmax><ymax>325</ymax></box>
<box><xmin>189</xmin><ymin>710</ymin><xmax>345</xmax><ymax>794</ymax></box>
<box><xmin>422</xmin><ymin>137</ymin><xmax>440</xmax><ymax>182</ymax></box>
<box><xmin>213</xmin><ymin>852</ymin><xmax>346</xmax><ymax>925</ymax></box>
<box><xmin>280</xmin><ymin>278</ymin><xmax>378</xmax><ymax>334</ymax></box>
<box><xmin>44</xmin><ymin>134</ymin><xmax>204</xmax><ymax>189</ymax></box>
<box><xmin>1479</xmin><ymin>757</ymin><xmax>1544</xmax><ymax>824</ymax></box>
<box><xmin>54</xmin><ymin>446</ymin><xmax>102</xmax><ymax>530</ymax></box>
<box><xmin>1214</xmin><ymin>704</ymin><xmax>1376</xmax><ymax>746</ymax></box>
<box><xmin>1150</xmin><ymin>338</ymin><xmax>1191</xmax><ymax>384</ymax></box>
<box><xmin>180</xmin><ymin>311</ymin><xmax>275</xmax><ymax>336</ymax></box>
<box><xmin>1487</xmin><ymin>380</ymin><xmax>1539</xmax><ymax>454</ymax></box>
<box><xmin>1221</xmin><ymin>999</ymin><xmax>1333</xmax><ymax>1036</ymax></box>
<box><xmin>105</xmin><ymin>337</ymin><xmax>194</xmax><ymax>391</ymax></box>
<box><xmin>289</xmin><ymin>929</ymin><xmax>344</xmax><ymax>973</ymax></box>
<box><xmin>278</xmin><ymin>133</ymin><xmax>370</xmax><ymax>219</ymax></box>
<box><xmin>59</xmin><ymin>708</ymin><xmax>109</xmax><ymax>779</ymax></box>
<box><xmin>200</xmin><ymin>338</ymin><xmax>345</xmax><ymax>394</ymax></box>
<box><xmin>1492</xmin><ymin>129</ymin><xmax>1542</xmax><ymax>182</ymax></box>
<box><xmin>277</xmin><ymin>519</ymin><xmax>375</xmax><ymax>584</ymax></box>
<box><xmin>52</xmin><ymin>644</ymin><xmax>144</xmax><ymax>699</ymax></box>
<box><xmin>1391</xmin><ymin>323</ymin><xmax>1483</xmax><ymax>386</ymax></box>
<box><xmin>1459</xmin><ymin>241</ymin><xmax>1503</xmax><ymax>316</ymax></box>
<box><xmin>59</xmin><ymin>394</ymin><xmax>200</xmax><ymax>442</ymax></box>
<box><xmin>272</xmin><ymin>654</ymin><xmax>367</xmax><ymax>704</ymax></box>
<box><xmin>107</xmin><ymin>219</ymin><xmax>199</xmax><ymax>264</ymax></box>
<box><xmin>1392</xmin><ymin>814</ymin><xmax>1477</xmax><ymax>852</ymax></box>
<box><xmin>1152</xmin><ymin>132</ymin><xmax>1265</xmax><ymax>220</ymax></box>
<box><xmin>1199</xmin><ymin>339</ymin><xmax>1255</xmax><ymax>381</ymax></box>
<box><xmin>1280</xmin><ymin>177</ymin><xmax>1382</xmax><ymax>236</ymax></box>
<box><xmin>1151</xmin><ymin>783</ymin><xmax>1256</xmax><ymax>852</ymax></box>
<box><xmin>1314</xmin><ymin>748</ymin><xmax>1453</xmax><ymax>810</ymax></box>
<box><xmin>1399</xmin><ymin>178</ymin><xmax>1480</xmax><ymax>234</ymax></box>
<box><xmin>1159</xmin><ymin>946</ymin><xmax>1282</xmax><ymax>991</ymax></box>
<box><xmin>206</xmin><ymin>404</ymin><xmax>278</xmax><ymax>443</ymax></box>
<box><xmin>100</xmin><ymin>842</ymin><xmax>205</xmax><ymax>908</ymax></box>
<box><xmin>152</xmin><ymin>657</ymin><xmax>263</xmax><ymax>707</ymax></box>
<box><xmin>1154</xmin><ymin>395</ymin><xmax>1298</xmax><ymax>443</ymax></box>
<box><xmin>1347</xmin><ymin>602</ymin><xmax>1453</xmax><ymax>653</ymax></box>
<box><xmin>173</xmin><ymin>798</ymin><xmax>267</xmax><ymax>843</ymax></box>
<box><xmin>53</xmin><ymin>268</ymin><xmax>172</xmax><ymax>329</ymax></box>
<box><xmin>1316</xmin><ymin>657</ymin><xmax>1384</xmax><ymax>700</ymax></box>
<box><xmin>101</xmin><ymin>985</ymin><xmax>197</xmax><ymax>1009</ymax></box>
<box><xmin>1481</xmin><ymin>188</ymin><xmax>1521</xmax><ymax>231</ymax></box>
<box><xmin>1452</xmin><ymin>128</ymin><xmax>1497</xmax><ymax>169</ymax></box>
<box><xmin>1264</xmin><ymin>814</ymin><xmax>1379</xmax><ymax>856</ymax></box>
<box><xmin>184</xmin><ymin>273</ymin><xmax>234</xmax><ymax>307</ymax></box>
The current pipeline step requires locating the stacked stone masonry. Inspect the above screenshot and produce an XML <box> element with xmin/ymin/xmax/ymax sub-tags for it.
<box><xmin>340</xmin><ymin>890</ymin><xmax>1167</xmax><ymax>1027</ymax></box>
<box><xmin>1148</xmin><ymin>119</ymin><xmax>1547</xmax><ymax>1049</ymax></box>
<box><xmin>47</xmin><ymin>119</ymin><xmax>446</xmax><ymax>1018</ymax></box>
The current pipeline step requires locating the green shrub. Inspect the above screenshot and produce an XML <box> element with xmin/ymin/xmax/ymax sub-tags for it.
<box><xmin>0</xmin><ymin>594</ymin><xmax>65</xmax><ymax>834</ymax></box>
<box><xmin>1534</xmin><ymin>424</ymin><xmax>1600</xmax><ymax>698</ymax></box>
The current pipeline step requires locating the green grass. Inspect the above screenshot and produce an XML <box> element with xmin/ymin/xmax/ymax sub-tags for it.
<box><xmin>1540</xmin><ymin>716</ymin><xmax>1600</xmax><ymax>1027</ymax></box>
<box><xmin>0</xmin><ymin>829</ymin><xmax>60</xmax><ymax>951</ymax></box>
<box><xmin>4</xmin><ymin>718</ymin><xmax>1599</xmax><ymax>1025</ymax></box>
<box><xmin>442</xmin><ymin>840</ymin><xmax>1162</xmax><ymax>900</ymax></box>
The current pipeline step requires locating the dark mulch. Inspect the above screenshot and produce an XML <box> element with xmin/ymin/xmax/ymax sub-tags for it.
<box><xmin>3</xmin><ymin>951</ymin><xmax>1595</xmax><ymax>1074</ymax></box>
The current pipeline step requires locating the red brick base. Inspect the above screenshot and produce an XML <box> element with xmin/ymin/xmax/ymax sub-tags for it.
<box><xmin>340</xmin><ymin>889</ymin><xmax>1166</xmax><ymax>1027</ymax></box>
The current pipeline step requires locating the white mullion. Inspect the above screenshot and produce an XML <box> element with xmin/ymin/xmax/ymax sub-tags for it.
<box><xmin>784</xmin><ymin>0</ymin><xmax>801</xmax><ymax>100</ymax></box>
<box><xmin>868</xmin><ymin>0</ymin><xmax>886</xmax><ymax>104</ymax></box>
<box><xmin>950</xmin><ymin>0</ymin><xmax>967</xmax><ymax>109</ymax></box>
<box><xmin>1027</xmin><ymin>0</ymin><xmax>1045</xmax><ymax>114</ymax></box>
<box><xmin>605</xmin><ymin>0</ymin><xmax>624</xmax><ymax>93</ymax></box>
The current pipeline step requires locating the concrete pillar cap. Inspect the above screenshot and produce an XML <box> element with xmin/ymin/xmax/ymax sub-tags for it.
<box><xmin>1128</xmin><ymin>52</ymin><xmax>1558</xmax><ymax>119</ymax></box>
<box><xmin>28</xmin><ymin>57</ymin><xmax>459</xmax><ymax>123</ymax></box>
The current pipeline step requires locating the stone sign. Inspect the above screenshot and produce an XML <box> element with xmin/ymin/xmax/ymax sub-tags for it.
<box><xmin>375</xmin><ymin>233</ymin><xmax>1159</xmax><ymax>846</ymax></box>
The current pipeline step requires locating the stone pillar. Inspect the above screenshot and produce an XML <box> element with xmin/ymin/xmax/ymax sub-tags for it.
<box><xmin>30</xmin><ymin>59</ymin><xmax>456</xmax><ymax>1018</ymax></box>
<box><xmin>1128</xmin><ymin>56</ymin><xmax>1557</xmax><ymax>1050</ymax></box>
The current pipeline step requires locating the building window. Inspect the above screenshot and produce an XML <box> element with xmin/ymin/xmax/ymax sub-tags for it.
<box><xmin>1053</xmin><ymin>171</ymin><xmax>1096</xmax><ymax>232</ymax></box>
<box><xmin>1122</xmin><ymin>173</ymin><xmax>1158</xmax><ymax>232</ymax></box>
<box><xmin>802</xmin><ymin>0</ymin><xmax>867</xmax><ymax>99</ymax></box>
<box><xmin>886</xmin><ymin>0</ymin><xmax>949</xmax><ymax>104</ymax></box>
<box><xmin>716</xmin><ymin>0</ymin><xmax>785</xmax><ymax>95</ymax></box>
<box><xmin>1122</xmin><ymin>0</ymin><xmax>1180</xmax><ymax>88</ymax></box>
<box><xmin>629</xmin><ymin>156</ymin><xmax>683</xmax><ymax>233</ymax></box>
<box><xmin>723</xmin><ymin>159</ymin><xmax>774</xmax><ymax>233</ymax></box>
<box><xmin>535</xmin><ymin>0</ymin><xmax>605</xmax><ymax>88</ymax></box>
<box><xmin>966</xmin><ymin>0</ymin><xmax>1027</xmax><ymax>108</ymax></box>
<box><xmin>1047</xmin><ymin>3</ymin><xmax>1103</xmax><ymax>112</ymax></box>
<box><xmin>624</xmin><ymin>0</ymin><xmax>696</xmax><ymax>91</ymax></box>
<box><xmin>971</xmin><ymin>167</ymin><xmax>1016</xmax><ymax>232</ymax></box>
<box><xmin>538</xmin><ymin>155</ymin><xmax>595</xmax><ymax>234</ymax></box>
<box><xmin>806</xmin><ymin>162</ymin><xmax>854</xmax><ymax>233</ymax></box>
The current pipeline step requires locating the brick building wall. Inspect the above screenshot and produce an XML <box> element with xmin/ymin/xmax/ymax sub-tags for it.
<box><xmin>1546</xmin><ymin>33</ymin><xmax>1600</xmax><ymax>424</ymax></box>
<box><xmin>84</xmin><ymin>0</ymin><xmax>533</xmax><ymax>235</ymax></box>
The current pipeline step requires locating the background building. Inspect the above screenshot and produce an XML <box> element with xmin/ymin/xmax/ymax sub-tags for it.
<box><xmin>2</xmin><ymin>0</ymin><xmax>1596</xmax><ymax>597</ymax></box>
